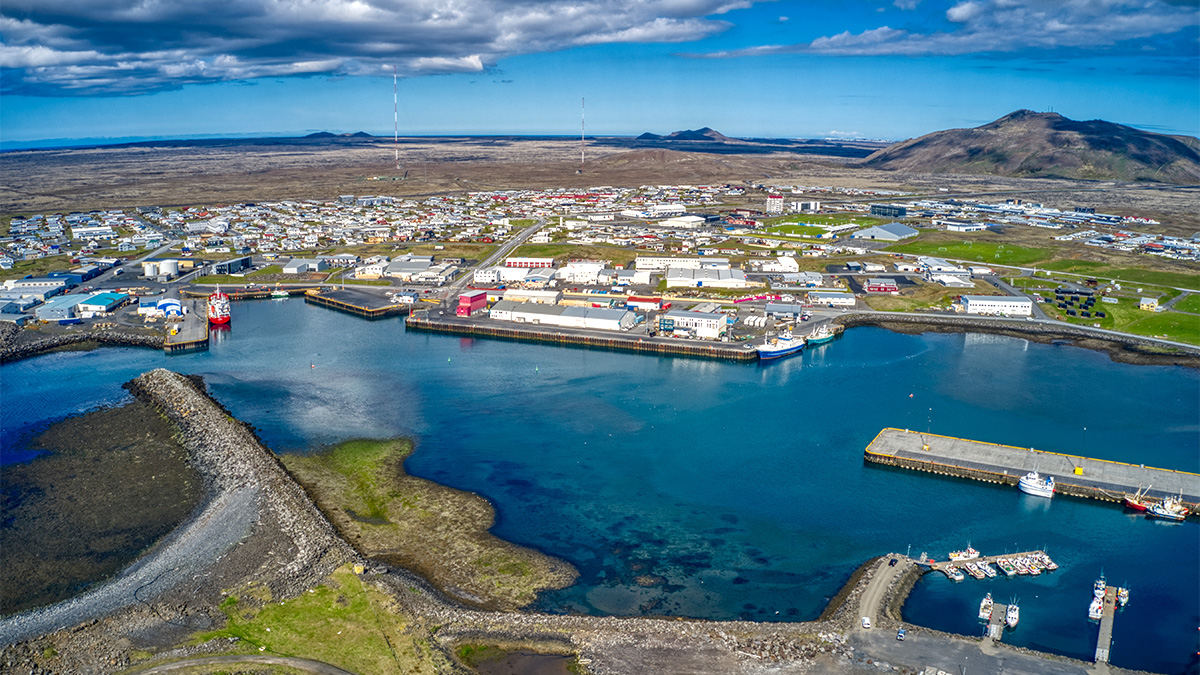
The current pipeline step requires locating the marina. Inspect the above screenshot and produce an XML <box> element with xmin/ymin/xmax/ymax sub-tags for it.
<box><xmin>864</xmin><ymin>428</ymin><xmax>1200</xmax><ymax>515</ymax></box>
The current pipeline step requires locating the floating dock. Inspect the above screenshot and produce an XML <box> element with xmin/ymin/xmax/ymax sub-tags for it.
<box><xmin>987</xmin><ymin>602</ymin><xmax>1007</xmax><ymax>641</ymax></box>
<box><xmin>1095</xmin><ymin>586</ymin><xmax>1119</xmax><ymax>663</ymax></box>
<box><xmin>304</xmin><ymin>289</ymin><xmax>409</xmax><ymax>319</ymax></box>
<box><xmin>865</xmin><ymin>428</ymin><xmax>1199</xmax><ymax>515</ymax></box>
<box><xmin>164</xmin><ymin>299</ymin><xmax>209</xmax><ymax>353</ymax></box>
<box><xmin>405</xmin><ymin>312</ymin><xmax>758</xmax><ymax>362</ymax></box>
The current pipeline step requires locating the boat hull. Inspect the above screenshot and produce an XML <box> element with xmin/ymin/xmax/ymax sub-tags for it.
<box><xmin>1018</xmin><ymin>473</ymin><xmax>1054</xmax><ymax>498</ymax></box>
<box><xmin>757</xmin><ymin>341</ymin><xmax>804</xmax><ymax>360</ymax></box>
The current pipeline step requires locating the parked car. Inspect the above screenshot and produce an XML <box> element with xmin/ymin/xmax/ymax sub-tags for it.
<box><xmin>897</xmin><ymin>628</ymin><xmax>906</xmax><ymax>641</ymax></box>
<box><xmin>861</xmin><ymin>617</ymin><xmax>871</xmax><ymax>629</ymax></box>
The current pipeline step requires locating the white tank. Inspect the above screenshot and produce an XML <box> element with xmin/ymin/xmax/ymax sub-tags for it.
<box><xmin>159</xmin><ymin>260</ymin><xmax>180</xmax><ymax>276</ymax></box>
<box><xmin>141</xmin><ymin>262</ymin><xmax>159</xmax><ymax>277</ymax></box>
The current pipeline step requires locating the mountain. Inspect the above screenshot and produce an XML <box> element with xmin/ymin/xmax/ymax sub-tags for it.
<box><xmin>636</xmin><ymin>127</ymin><xmax>736</xmax><ymax>143</ymax></box>
<box><xmin>859</xmin><ymin>110</ymin><xmax>1200</xmax><ymax>183</ymax></box>
<box><xmin>304</xmin><ymin>131</ymin><xmax>373</xmax><ymax>138</ymax></box>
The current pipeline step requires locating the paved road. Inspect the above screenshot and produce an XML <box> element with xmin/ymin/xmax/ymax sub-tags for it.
<box><xmin>442</xmin><ymin>218</ymin><xmax>545</xmax><ymax>302</ymax></box>
<box><xmin>129</xmin><ymin>654</ymin><xmax>357</xmax><ymax>675</ymax></box>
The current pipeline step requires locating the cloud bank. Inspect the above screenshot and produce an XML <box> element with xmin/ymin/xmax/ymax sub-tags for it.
<box><xmin>695</xmin><ymin>0</ymin><xmax>1199</xmax><ymax>58</ymax></box>
<box><xmin>1</xmin><ymin>0</ymin><xmax>749</xmax><ymax>95</ymax></box>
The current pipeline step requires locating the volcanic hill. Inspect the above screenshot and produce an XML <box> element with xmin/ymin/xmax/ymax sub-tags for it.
<box><xmin>859</xmin><ymin>110</ymin><xmax>1200</xmax><ymax>183</ymax></box>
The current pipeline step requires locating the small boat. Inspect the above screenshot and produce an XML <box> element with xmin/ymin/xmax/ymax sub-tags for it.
<box><xmin>806</xmin><ymin>323</ymin><xmax>837</xmax><ymax>345</ymax></box>
<box><xmin>997</xmin><ymin>558</ymin><xmax>1017</xmax><ymax>577</ymax></box>
<box><xmin>1006</xmin><ymin>602</ymin><xmax>1020</xmax><ymax>628</ymax></box>
<box><xmin>980</xmin><ymin>562</ymin><xmax>997</xmax><ymax>578</ymax></box>
<box><xmin>271</xmin><ymin>288</ymin><xmax>289</xmax><ymax>299</ymax></box>
<box><xmin>1036</xmin><ymin>553</ymin><xmax>1058</xmax><ymax>571</ymax></box>
<box><xmin>1094</xmin><ymin>574</ymin><xmax>1106</xmax><ymax>599</ymax></box>
<box><xmin>965</xmin><ymin>562</ymin><xmax>985</xmax><ymax>580</ymax></box>
<box><xmin>943</xmin><ymin>566</ymin><xmax>965</xmax><ymax>582</ymax></box>
<box><xmin>1018</xmin><ymin>471</ymin><xmax>1055</xmax><ymax>498</ymax></box>
<box><xmin>949</xmin><ymin>547</ymin><xmax>980</xmax><ymax>561</ymax></box>
<box><xmin>1088</xmin><ymin>597</ymin><xmax>1104</xmax><ymax>620</ymax></box>
<box><xmin>979</xmin><ymin>593</ymin><xmax>994</xmax><ymax>621</ymax></box>
<box><xmin>1117</xmin><ymin>587</ymin><xmax>1129</xmax><ymax>607</ymax></box>
<box><xmin>1147</xmin><ymin>496</ymin><xmax>1188</xmax><ymax>522</ymax></box>
<box><xmin>207</xmin><ymin>287</ymin><xmax>231</xmax><ymax>325</ymax></box>
<box><xmin>1123</xmin><ymin>485</ymin><xmax>1152</xmax><ymax>511</ymax></box>
<box><xmin>757</xmin><ymin>330</ymin><xmax>805</xmax><ymax>360</ymax></box>
<box><xmin>1014</xmin><ymin>559</ymin><xmax>1030</xmax><ymax>575</ymax></box>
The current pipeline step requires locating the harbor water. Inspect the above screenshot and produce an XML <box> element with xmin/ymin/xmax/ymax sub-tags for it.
<box><xmin>2</xmin><ymin>299</ymin><xmax>1197</xmax><ymax>673</ymax></box>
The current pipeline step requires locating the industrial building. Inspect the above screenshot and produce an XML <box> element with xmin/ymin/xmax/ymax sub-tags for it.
<box><xmin>502</xmin><ymin>289</ymin><xmax>562</xmax><ymax>304</ymax></box>
<box><xmin>851</xmin><ymin>222</ymin><xmax>918</xmax><ymax>241</ymax></box>
<box><xmin>457</xmin><ymin>290</ymin><xmax>488</xmax><ymax>317</ymax></box>
<box><xmin>657</xmin><ymin>310</ymin><xmax>725</xmax><ymax>339</ymax></box>
<box><xmin>863</xmin><ymin>278</ymin><xmax>900</xmax><ymax>293</ymax></box>
<box><xmin>504</xmin><ymin>257</ymin><xmax>555</xmax><ymax>268</ymax></box>
<box><xmin>765</xmin><ymin>302</ymin><xmax>807</xmax><ymax>319</ymax></box>
<box><xmin>960</xmin><ymin>295</ymin><xmax>1034</xmax><ymax>317</ymax></box>
<box><xmin>870</xmin><ymin>204</ymin><xmax>908</xmax><ymax>218</ymax></box>
<box><xmin>808</xmin><ymin>291</ymin><xmax>857</xmax><ymax>308</ymax></box>
<box><xmin>76</xmin><ymin>292</ymin><xmax>128</xmax><ymax>314</ymax></box>
<box><xmin>489</xmin><ymin>300</ymin><xmax>635</xmax><ymax>331</ymax></box>
<box><xmin>34</xmin><ymin>295</ymin><xmax>88</xmax><ymax>321</ymax></box>
<box><xmin>664</xmin><ymin>268</ymin><xmax>750</xmax><ymax>289</ymax></box>
<box><xmin>634</xmin><ymin>256</ymin><xmax>730</xmax><ymax>272</ymax></box>
<box><xmin>212</xmin><ymin>256</ymin><xmax>253</xmax><ymax>275</ymax></box>
<box><xmin>282</xmin><ymin>258</ymin><xmax>329</xmax><ymax>274</ymax></box>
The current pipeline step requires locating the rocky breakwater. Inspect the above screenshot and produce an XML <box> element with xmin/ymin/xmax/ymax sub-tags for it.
<box><xmin>0</xmin><ymin>321</ymin><xmax>164</xmax><ymax>363</ymax></box>
<box><xmin>0</xmin><ymin>368</ymin><xmax>357</xmax><ymax>656</ymax></box>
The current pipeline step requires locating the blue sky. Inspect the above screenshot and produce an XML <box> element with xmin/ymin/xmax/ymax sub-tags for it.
<box><xmin>2</xmin><ymin>0</ymin><xmax>1197</xmax><ymax>147</ymax></box>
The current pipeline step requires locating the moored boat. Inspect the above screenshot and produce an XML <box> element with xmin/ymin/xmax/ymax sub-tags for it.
<box><xmin>981</xmin><ymin>561</ymin><xmax>997</xmax><ymax>578</ymax></box>
<box><xmin>1147</xmin><ymin>496</ymin><xmax>1188</xmax><ymax>522</ymax></box>
<box><xmin>207</xmin><ymin>287</ymin><xmax>231</xmax><ymax>324</ymax></box>
<box><xmin>1094</xmin><ymin>574</ymin><xmax>1106</xmax><ymax>599</ymax></box>
<box><xmin>806</xmin><ymin>323</ymin><xmax>837</xmax><ymax>345</ymax></box>
<box><xmin>1018</xmin><ymin>471</ymin><xmax>1055</xmax><ymax>498</ymax></box>
<box><xmin>965</xmin><ymin>562</ymin><xmax>985</xmax><ymax>579</ymax></box>
<box><xmin>943</xmin><ymin>566</ymin><xmax>965</xmax><ymax>582</ymax></box>
<box><xmin>1123</xmin><ymin>485</ymin><xmax>1152</xmax><ymax>511</ymax></box>
<box><xmin>997</xmin><ymin>558</ymin><xmax>1017</xmax><ymax>577</ymax></box>
<box><xmin>979</xmin><ymin>593</ymin><xmax>994</xmax><ymax>621</ymax></box>
<box><xmin>1088</xmin><ymin>596</ymin><xmax>1104</xmax><ymax>620</ymax></box>
<box><xmin>1005</xmin><ymin>602</ymin><xmax>1019</xmax><ymax>628</ymax></box>
<box><xmin>1117</xmin><ymin>587</ymin><xmax>1129</xmax><ymax>607</ymax></box>
<box><xmin>948</xmin><ymin>547</ymin><xmax>980</xmax><ymax>561</ymax></box>
<box><xmin>271</xmin><ymin>288</ymin><xmax>289</xmax><ymax>298</ymax></box>
<box><xmin>757</xmin><ymin>330</ymin><xmax>805</xmax><ymax>360</ymax></box>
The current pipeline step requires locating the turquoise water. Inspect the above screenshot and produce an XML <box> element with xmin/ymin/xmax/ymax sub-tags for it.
<box><xmin>2</xmin><ymin>299</ymin><xmax>1197</xmax><ymax>673</ymax></box>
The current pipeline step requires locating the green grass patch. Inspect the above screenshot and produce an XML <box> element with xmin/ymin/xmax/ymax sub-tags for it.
<box><xmin>1038</xmin><ymin>260</ymin><xmax>1198</xmax><ymax>291</ymax></box>
<box><xmin>250</xmin><ymin>265</ymin><xmax>283</xmax><ymax>276</ymax></box>
<box><xmin>1046</xmin><ymin>296</ymin><xmax>1200</xmax><ymax>345</ymax></box>
<box><xmin>762</xmin><ymin>213</ymin><xmax>885</xmax><ymax>228</ymax></box>
<box><xmin>1173</xmin><ymin>293</ymin><xmax>1200</xmax><ymax>314</ymax></box>
<box><xmin>764</xmin><ymin>224</ymin><xmax>829</xmax><ymax>238</ymax></box>
<box><xmin>886</xmin><ymin>238</ymin><xmax>1053</xmax><ymax>266</ymax></box>
<box><xmin>512</xmin><ymin>244</ymin><xmax>637</xmax><ymax>267</ymax></box>
<box><xmin>194</xmin><ymin>567</ymin><xmax>438</xmax><ymax>675</ymax></box>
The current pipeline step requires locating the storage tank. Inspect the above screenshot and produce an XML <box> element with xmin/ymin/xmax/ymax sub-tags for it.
<box><xmin>159</xmin><ymin>260</ymin><xmax>180</xmax><ymax>277</ymax></box>
<box><xmin>141</xmin><ymin>261</ymin><xmax>159</xmax><ymax>277</ymax></box>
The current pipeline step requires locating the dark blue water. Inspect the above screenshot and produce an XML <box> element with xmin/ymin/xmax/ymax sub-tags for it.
<box><xmin>2</xmin><ymin>299</ymin><xmax>1197</xmax><ymax>673</ymax></box>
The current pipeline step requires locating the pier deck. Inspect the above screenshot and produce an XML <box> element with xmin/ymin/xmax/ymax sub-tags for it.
<box><xmin>865</xmin><ymin>428</ymin><xmax>1199</xmax><ymax>514</ymax></box>
<box><xmin>164</xmin><ymin>299</ymin><xmax>209</xmax><ymax>353</ymax></box>
<box><xmin>987</xmin><ymin>603</ymin><xmax>1006</xmax><ymax>641</ymax></box>
<box><xmin>1095</xmin><ymin>586</ymin><xmax>1118</xmax><ymax>663</ymax></box>
<box><xmin>304</xmin><ymin>288</ymin><xmax>408</xmax><ymax>319</ymax></box>
<box><xmin>926</xmin><ymin>551</ymin><xmax>1045</xmax><ymax>573</ymax></box>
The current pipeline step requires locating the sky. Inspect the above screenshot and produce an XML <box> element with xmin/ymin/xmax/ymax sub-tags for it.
<box><xmin>2</xmin><ymin>0</ymin><xmax>1198</xmax><ymax>148</ymax></box>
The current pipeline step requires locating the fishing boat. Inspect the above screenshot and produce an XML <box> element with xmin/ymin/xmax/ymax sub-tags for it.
<box><xmin>1147</xmin><ymin>496</ymin><xmax>1188</xmax><ymax>522</ymax></box>
<box><xmin>1018</xmin><ymin>471</ymin><xmax>1055</xmax><ymax>498</ymax></box>
<box><xmin>271</xmin><ymin>287</ymin><xmax>289</xmax><ymax>299</ymax></box>
<box><xmin>965</xmin><ymin>562</ymin><xmax>985</xmax><ymax>580</ymax></box>
<box><xmin>1013</xmin><ymin>559</ymin><xmax>1030</xmax><ymax>575</ymax></box>
<box><xmin>980</xmin><ymin>562</ymin><xmax>997</xmax><ymax>578</ymax></box>
<box><xmin>1005</xmin><ymin>602</ymin><xmax>1020</xmax><ymax>628</ymax></box>
<box><xmin>1117</xmin><ymin>587</ymin><xmax>1129</xmax><ymax>607</ymax></box>
<box><xmin>979</xmin><ymin>593</ymin><xmax>994</xmax><ymax>621</ymax></box>
<box><xmin>1094</xmin><ymin>574</ymin><xmax>1106</xmax><ymax>599</ymax></box>
<box><xmin>806</xmin><ymin>323</ymin><xmax>837</xmax><ymax>345</ymax></box>
<box><xmin>948</xmin><ymin>547</ymin><xmax>980</xmax><ymax>561</ymax></box>
<box><xmin>1123</xmin><ymin>485</ymin><xmax>1153</xmax><ymax>511</ymax></box>
<box><xmin>207</xmin><ymin>287</ymin><xmax>231</xmax><ymax>325</ymax></box>
<box><xmin>997</xmin><ymin>558</ymin><xmax>1017</xmax><ymax>577</ymax></box>
<box><xmin>943</xmin><ymin>566</ymin><xmax>965</xmax><ymax>582</ymax></box>
<box><xmin>1036</xmin><ymin>553</ymin><xmax>1058</xmax><ymax>571</ymax></box>
<box><xmin>1088</xmin><ymin>597</ymin><xmax>1104</xmax><ymax>620</ymax></box>
<box><xmin>756</xmin><ymin>330</ymin><xmax>805</xmax><ymax>360</ymax></box>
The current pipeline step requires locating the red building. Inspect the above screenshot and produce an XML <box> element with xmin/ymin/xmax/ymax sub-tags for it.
<box><xmin>456</xmin><ymin>290</ymin><xmax>488</xmax><ymax>316</ymax></box>
<box><xmin>864</xmin><ymin>278</ymin><xmax>899</xmax><ymax>293</ymax></box>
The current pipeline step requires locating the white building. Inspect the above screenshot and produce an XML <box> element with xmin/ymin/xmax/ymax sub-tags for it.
<box><xmin>659</xmin><ymin>310</ymin><xmax>725</xmax><ymax>340</ymax></box>
<box><xmin>664</xmin><ymin>267</ymin><xmax>751</xmax><ymax>289</ymax></box>
<box><xmin>503</xmin><ymin>289</ymin><xmax>561</xmax><ymax>304</ymax></box>
<box><xmin>851</xmin><ymin>222</ymin><xmax>918</xmax><ymax>241</ymax></box>
<box><xmin>504</xmin><ymin>257</ymin><xmax>555</xmax><ymax>268</ymax></box>
<box><xmin>558</xmin><ymin>261</ymin><xmax>606</xmax><ymax>284</ymax></box>
<box><xmin>759</xmin><ymin>257</ymin><xmax>800</xmax><ymax>274</ymax></box>
<box><xmin>766</xmin><ymin>194</ymin><xmax>784</xmax><ymax>214</ymax></box>
<box><xmin>635</xmin><ymin>256</ymin><xmax>729</xmax><ymax>272</ymax></box>
<box><xmin>660</xmin><ymin>215</ymin><xmax>707</xmax><ymax>229</ymax></box>
<box><xmin>808</xmin><ymin>291</ymin><xmax>857</xmax><ymax>308</ymax></box>
<box><xmin>473</xmin><ymin>266</ymin><xmax>503</xmax><ymax>284</ymax></box>
<box><xmin>960</xmin><ymin>295</ymin><xmax>1033</xmax><ymax>317</ymax></box>
<box><xmin>283</xmin><ymin>258</ymin><xmax>329</xmax><ymax>274</ymax></box>
<box><xmin>489</xmin><ymin>300</ymin><xmax>634</xmax><ymax>331</ymax></box>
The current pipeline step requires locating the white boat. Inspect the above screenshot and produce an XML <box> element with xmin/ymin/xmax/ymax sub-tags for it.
<box><xmin>948</xmin><ymin>547</ymin><xmax>980</xmax><ymax>561</ymax></box>
<box><xmin>997</xmin><ymin>558</ymin><xmax>1017</xmax><ymax>577</ymax></box>
<box><xmin>1117</xmin><ymin>587</ymin><xmax>1129</xmax><ymax>607</ymax></box>
<box><xmin>943</xmin><ymin>566</ymin><xmax>965</xmax><ymax>582</ymax></box>
<box><xmin>980</xmin><ymin>562</ymin><xmax>997</xmax><ymax>578</ymax></box>
<box><xmin>806</xmin><ymin>323</ymin><xmax>836</xmax><ymax>345</ymax></box>
<box><xmin>1014</xmin><ymin>558</ymin><xmax>1030</xmax><ymax>575</ymax></box>
<box><xmin>1088</xmin><ymin>597</ymin><xmax>1104</xmax><ymax>620</ymax></box>
<box><xmin>1005</xmin><ymin>603</ymin><xmax>1019</xmax><ymax>628</ymax></box>
<box><xmin>756</xmin><ymin>330</ymin><xmax>805</xmax><ymax>360</ymax></box>
<box><xmin>1094</xmin><ymin>574</ymin><xmax>1106</xmax><ymax>599</ymax></box>
<box><xmin>1147</xmin><ymin>496</ymin><xmax>1188</xmax><ymax>522</ymax></box>
<box><xmin>965</xmin><ymin>562</ymin><xmax>985</xmax><ymax>579</ymax></box>
<box><xmin>979</xmin><ymin>593</ymin><xmax>994</xmax><ymax>621</ymax></box>
<box><xmin>1018</xmin><ymin>471</ymin><xmax>1055</xmax><ymax>498</ymax></box>
<box><xmin>1037</xmin><ymin>553</ymin><xmax>1058</xmax><ymax>571</ymax></box>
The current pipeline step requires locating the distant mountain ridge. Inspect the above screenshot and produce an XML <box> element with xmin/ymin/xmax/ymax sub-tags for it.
<box><xmin>636</xmin><ymin>127</ymin><xmax>735</xmax><ymax>143</ymax></box>
<box><xmin>859</xmin><ymin>110</ymin><xmax>1200</xmax><ymax>183</ymax></box>
<box><xmin>305</xmin><ymin>131</ymin><xmax>373</xmax><ymax>138</ymax></box>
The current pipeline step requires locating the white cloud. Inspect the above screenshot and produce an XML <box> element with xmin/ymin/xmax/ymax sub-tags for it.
<box><xmin>1</xmin><ymin>0</ymin><xmax>748</xmax><ymax>95</ymax></box>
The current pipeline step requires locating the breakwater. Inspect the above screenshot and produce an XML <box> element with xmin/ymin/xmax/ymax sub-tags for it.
<box><xmin>0</xmin><ymin>323</ymin><xmax>163</xmax><ymax>363</ymax></box>
<box><xmin>405</xmin><ymin>313</ymin><xmax>758</xmax><ymax>361</ymax></box>
<box><xmin>865</xmin><ymin>427</ymin><xmax>1200</xmax><ymax>514</ymax></box>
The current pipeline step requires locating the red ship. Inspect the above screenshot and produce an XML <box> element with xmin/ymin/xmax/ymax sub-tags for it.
<box><xmin>207</xmin><ymin>288</ymin><xmax>231</xmax><ymax>324</ymax></box>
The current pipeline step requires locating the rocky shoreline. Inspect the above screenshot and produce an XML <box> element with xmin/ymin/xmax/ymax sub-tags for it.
<box><xmin>835</xmin><ymin>312</ymin><xmax>1200</xmax><ymax>367</ymax></box>
<box><xmin>0</xmin><ymin>322</ymin><xmax>164</xmax><ymax>363</ymax></box>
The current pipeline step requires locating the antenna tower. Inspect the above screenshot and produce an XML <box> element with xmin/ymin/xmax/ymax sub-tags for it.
<box><xmin>393</xmin><ymin>65</ymin><xmax>400</xmax><ymax>172</ymax></box>
<box><xmin>580</xmin><ymin>97</ymin><xmax>586</xmax><ymax>173</ymax></box>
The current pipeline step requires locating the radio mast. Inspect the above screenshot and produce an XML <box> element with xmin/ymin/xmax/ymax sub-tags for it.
<box><xmin>579</xmin><ymin>97</ymin><xmax>585</xmax><ymax>174</ymax></box>
<box><xmin>393</xmin><ymin>65</ymin><xmax>400</xmax><ymax>172</ymax></box>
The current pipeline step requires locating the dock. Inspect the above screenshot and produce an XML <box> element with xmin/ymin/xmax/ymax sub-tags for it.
<box><xmin>987</xmin><ymin>602</ymin><xmax>1007</xmax><ymax>641</ymax></box>
<box><xmin>925</xmin><ymin>551</ymin><xmax>1048</xmax><ymax>575</ymax></box>
<box><xmin>405</xmin><ymin>312</ymin><xmax>759</xmax><ymax>362</ymax></box>
<box><xmin>164</xmin><ymin>299</ymin><xmax>209</xmax><ymax>353</ymax></box>
<box><xmin>865</xmin><ymin>428</ymin><xmax>1200</xmax><ymax>515</ymax></box>
<box><xmin>303</xmin><ymin>288</ymin><xmax>409</xmax><ymax>319</ymax></box>
<box><xmin>182</xmin><ymin>286</ymin><xmax>320</xmax><ymax>300</ymax></box>
<box><xmin>1095</xmin><ymin>586</ymin><xmax>1119</xmax><ymax>663</ymax></box>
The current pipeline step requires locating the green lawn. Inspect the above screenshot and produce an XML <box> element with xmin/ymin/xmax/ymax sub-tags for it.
<box><xmin>765</xmin><ymin>224</ymin><xmax>829</xmax><ymax>238</ymax></box>
<box><xmin>1038</xmin><ymin>260</ymin><xmax>1199</xmax><ymax>291</ymax></box>
<box><xmin>1173</xmin><ymin>293</ymin><xmax>1200</xmax><ymax>314</ymax></box>
<box><xmin>512</xmin><ymin>243</ymin><xmax>637</xmax><ymax>266</ymax></box>
<box><xmin>887</xmin><ymin>239</ymin><xmax>1053</xmax><ymax>266</ymax></box>
<box><xmin>1044</xmin><ymin>296</ymin><xmax>1200</xmax><ymax>345</ymax></box>
<box><xmin>762</xmin><ymin>213</ymin><xmax>885</xmax><ymax>228</ymax></box>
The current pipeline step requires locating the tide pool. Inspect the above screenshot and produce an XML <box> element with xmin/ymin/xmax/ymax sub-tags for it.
<box><xmin>2</xmin><ymin>299</ymin><xmax>1197</xmax><ymax>673</ymax></box>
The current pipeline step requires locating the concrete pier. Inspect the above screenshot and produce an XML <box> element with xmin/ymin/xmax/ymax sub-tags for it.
<box><xmin>304</xmin><ymin>288</ymin><xmax>408</xmax><ymax>319</ymax></box>
<box><xmin>865</xmin><ymin>428</ymin><xmax>1200</xmax><ymax>514</ymax></box>
<box><xmin>163</xmin><ymin>299</ymin><xmax>209</xmax><ymax>353</ymax></box>
<box><xmin>1095</xmin><ymin>586</ymin><xmax>1119</xmax><ymax>663</ymax></box>
<box><xmin>987</xmin><ymin>602</ymin><xmax>1006</xmax><ymax>641</ymax></box>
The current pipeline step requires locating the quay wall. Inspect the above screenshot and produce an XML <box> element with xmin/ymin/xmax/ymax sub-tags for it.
<box><xmin>304</xmin><ymin>291</ymin><xmax>408</xmax><ymax>319</ymax></box>
<box><xmin>405</xmin><ymin>315</ymin><xmax>758</xmax><ymax>362</ymax></box>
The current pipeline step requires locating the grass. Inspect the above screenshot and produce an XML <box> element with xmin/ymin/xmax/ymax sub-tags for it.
<box><xmin>1173</xmin><ymin>293</ymin><xmax>1200</xmax><ymax>314</ymax></box>
<box><xmin>281</xmin><ymin>439</ymin><xmax>577</xmax><ymax>610</ymax></box>
<box><xmin>764</xmin><ymin>224</ymin><xmax>829</xmax><ymax>237</ymax></box>
<box><xmin>193</xmin><ymin>566</ymin><xmax>443</xmax><ymax>675</ymax></box>
<box><xmin>886</xmin><ymin>237</ymin><xmax>1054</xmax><ymax>267</ymax></box>
<box><xmin>1038</xmin><ymin>260</ymin><xmax>1199</xmax><ymax>291</ymax></box>
<box><xmin>398</xmin><ymin>243</ymin><xmax>496</xmax><ymax>262</ymax></box>
<box><xmin>512</xmin><ymin>243</ymin><xmax>637</xmax><ymax>267</ymax></box>
<box><xmin>1042</xmin><ymin>295</ymin><xmax>1200</xmax><ymax>345</ymax></box>
<box><xmin>762</xmin><ymin>213</ymin><xmax>885</xmax><ymax>228</ymax></box>
<box><xmin>863</xmin><ymin>279</ymin><xmax>999</xmax><ymax>312</ymax></box>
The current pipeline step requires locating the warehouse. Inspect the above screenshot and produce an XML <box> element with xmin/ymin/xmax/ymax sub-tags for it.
<box><xmin>960</xmin><ymin>295</ymin><xmax>1033</xmax><ymax>317</ymax></box>
<box><xmin>34</xmin><ymin>294</ymin><xmax>88</xmax><ymax>321</ymax></box>
<box><xmin>76</xmin><ymin>292</ymin><xmax>128</xmax><ymax>314</ymax></box>
<box><xmin>808</xmin><ymin>291</ymin><xmax>857</xmax><ymax>308</ymax></box>
<box><xmin>283</xmin><ymin>258</ymin><xmax>329</xmax><ymax>274</ymax></box>
<box><xmin>489</xmin><ymin>300</ymin><xmax>635</xmax><ymax>331</ymax></box>
<box><xmin>657</xmin><ymin>310</ymin><xmax>725</xmax><ymax>339</ymax></box>
<box><xmin>457</xmin><ymin>290</ymin><xmax>489</xmax><ymax>317</ymax></box>
<box><xmin>765</xmin><ymin>302</ymin><xmax>807</xmax><ymax>319</ymax></box>
<box><xmin>852</xmin><ymin>222</ymin><xmax>917</xmax><ymax>240</ymax></box>
<box><xmin>863</xmin><ymin>278</ymin><xmax>899</xmax><ymax>293</ymax></box>
<box><xmin>664</xmin><ymin>267</ymin><xmax>750</xmax><ymax>289</ymax></box>
<box><xmin>503</xmin><ymin>289</ymin><xmax>562</xmax><ymax>304</ymax></box>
